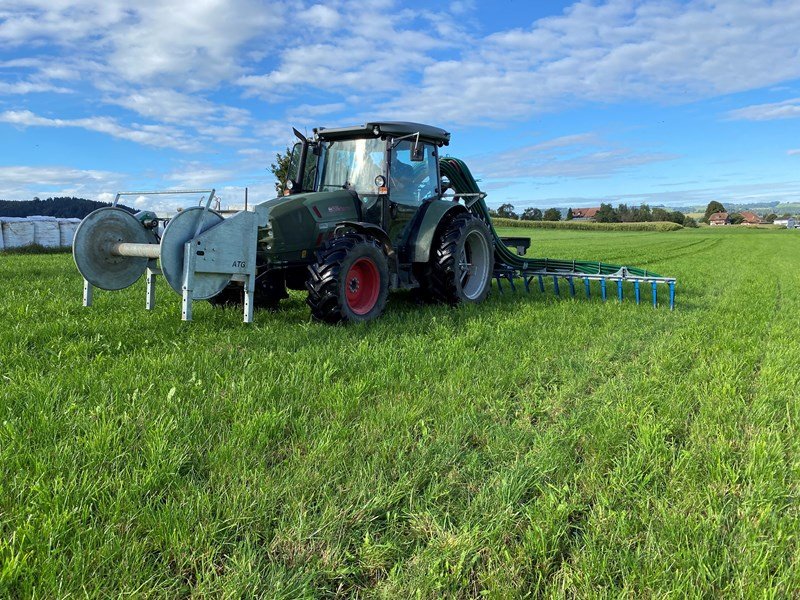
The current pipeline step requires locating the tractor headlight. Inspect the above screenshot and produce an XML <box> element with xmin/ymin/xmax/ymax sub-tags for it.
<box><xmin>285</xmin><ymin>180</ymin><xmax>294</xmax><ymax>190</ymax></box>
<box><xmin>374</xmin><ymin>175</ymin><xmax>386</xmax><ymax>187</ymax></box>
<box><xmin>372</xmin><ymin>125</ymin><xmax>380</xmax><ymax>136</ymax></box>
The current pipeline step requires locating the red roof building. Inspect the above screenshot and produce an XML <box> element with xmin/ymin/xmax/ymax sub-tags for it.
<box><xmin>571</xmin><ymin>207</ymin><xmax>600</xmax><ymax>220</ymax></box>
<box><xmin>740</xmin><ymin>210</ymin><xmax>765</xmax><ymax>225</ymax></box>
<box><xmin>709</xmin><ymin>212</ymin><xmax>729</xmax><ymax>225</ymax></box>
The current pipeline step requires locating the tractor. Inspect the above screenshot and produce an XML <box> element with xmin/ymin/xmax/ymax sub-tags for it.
<box><xmin>73</xmin><ymin>122</ymin><xmax>675</xmax><ymax>323</ymax></box>
<box><xmin>210</xmin><ymin>122</ymin><xmax>494</xmax><ymax>322</ymax></box>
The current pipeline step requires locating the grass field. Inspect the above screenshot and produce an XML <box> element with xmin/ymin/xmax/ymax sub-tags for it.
<box><xmin>1</xmin><ymin>227</ymin><xmax>799</xmax><ymax>597</ymax></box>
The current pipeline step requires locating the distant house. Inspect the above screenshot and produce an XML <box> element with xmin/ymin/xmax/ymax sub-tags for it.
<box><xmin>709</xmin><ymin>211</ymin><xmax>730</xmax><ymax>226</ymax></box>
<box><xmin>740</xmin><ymin>210</ymin><xmax>766</xmax><ymax>225</ymax></box>
<box><xmin>571</xmin><ymin>207</ymin><xmax>600</xmax><ymax>221</ymax></box>
<box><xmin>774</xmin><ymin>218</ymin><xmax>797</xmax><ymax>229</ymax></box>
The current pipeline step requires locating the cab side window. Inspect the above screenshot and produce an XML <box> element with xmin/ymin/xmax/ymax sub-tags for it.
<box><xmin>390</xmin><ymin>141</ymin><xmax>438</xmax><ymax>205</ymax></box>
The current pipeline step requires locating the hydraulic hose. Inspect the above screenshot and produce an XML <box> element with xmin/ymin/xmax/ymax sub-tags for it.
<box><xmin>439</xmin><ymin>157</ymin><xmax>670</xmax><ymax>280</ymax></box>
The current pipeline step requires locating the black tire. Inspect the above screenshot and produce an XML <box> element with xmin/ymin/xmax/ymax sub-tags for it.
<box><xmin>306</xmin><ymin>233</ymin><xmax>389</xmax><ymax>324</ymax></box>
<box><xmin>207</xmin><ymin>271</ymin><xmax>289</xmax><ymax>311</ymax></box>
<box><xmin>423</xmin><ymin>214</ymin><xmax>494</xmax><ymax>305</ymax></box>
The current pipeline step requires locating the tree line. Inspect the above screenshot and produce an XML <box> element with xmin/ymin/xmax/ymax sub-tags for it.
<box><xmin>489</xmin><ymin>204</ymin><xmax>568</xmax><ymax>221</ymax></box>
<box><xmin>490</xmin><ymin>202</ymin><xmax>698</xmax><ymax>227</ymax></box>
<box><xmin>0</xmin><ymin>197</ymin><xmax>133</xmax><ymax>219</ymax></box>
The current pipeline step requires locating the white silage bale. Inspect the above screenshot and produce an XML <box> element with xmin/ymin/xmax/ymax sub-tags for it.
<box><xmin>1</xmin><ymin>218</ymin><xmax>35</xmax><ymax>248</ymax></box>
<box><xmin>30</xmin><ymin>216</ymin><xmax>61</xmax><ymax>248</ymax></box>
<box><xmin>58</xmin><ymin>219</ymin><xmax>80</xmax><ymax>247</ymax></box>
<box><xmin>0</xmin><ymin>221</ymin><xmax>4</xmax><ymax>251</ymax></box>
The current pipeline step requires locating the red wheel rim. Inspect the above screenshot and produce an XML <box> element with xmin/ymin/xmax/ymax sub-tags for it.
<box><xmin>345</xmin><ymin>257</ymin><xmax>380</xmax><ymax>315</ymax></box>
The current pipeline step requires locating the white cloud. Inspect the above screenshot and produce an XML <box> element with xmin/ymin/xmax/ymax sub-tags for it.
<box><xmin>381</xmin><ymin>0</ymin><xmax>800</xmax><ymax>124</ymax></box>
<box><xmin>470</xmin><ymin>132</ymin><xmax>677</xmax><ymax>180</ymax></box>
<box><xmin>299</xmin><ymin>4</ymin><xmax>341</xmax><ymax>29</ymax></box>
<box><xmin>165</xmin><ymin>164</ymin><xmax>239</xmax><ymax>188</ymax></box>
<box><xmin>788</xmin><ymin>149</ymin><xmax>800</xmax><ymax>156</ymax></box>
<box><xmin>0</xmin><ymin>80</ymin><xmax>72</xmax><ymax>94</ymax></box>
<box><xmin>237</xmin><ymin>2</ymin><xmax>457</xmax><ymax>98</ymax></box>
<box><xmin>0</xmin><ymin>109</ymin><xmax>198</xmax><ymax>151</ymax></box>
<box><xmin>0</xmin><ymin>165</ymin><xmax>124</xmax><ymax>200</ymax></box>
<box><xmin>728</xmin><ymin>98</ymin><xmax>800</xmax><ymax>121</ymax></box>
<box><xmin>105</xmin><ymin>1</ymin><xmax>284</xmax><ymax>88</ymax></box>
<box><xmin>105</xmin><ymin>88</ymin><xmax>219</xmax><ymax>124</ymax></box>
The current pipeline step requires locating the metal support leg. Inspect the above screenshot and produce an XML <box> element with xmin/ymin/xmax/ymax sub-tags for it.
<box><xmin>181</xmin><ymin>243</ymin><xmax>195</xmax><ymax>321</ymax></box>
<box><xmin>552</xmin><ymin>276</ymin><xmax>560</xmax><ymax>296</ymax></box>
<box><xmin>495</xmin><ymin>276</ymin><xmax>504</xmax><ymax>293</ymax></box>
<box><xmin>83</xmin><ymin>279</ymin><xmax>93</xmax><ymax>307</ymax></box>
<box><xmin>146</xmin><ymin>268</ymin><xmax>157</xmax><ymax>310</ymax></box>
<box><xmin>651</xmin><ymin>282</ymin><xmax>658</xmax><ymax>308</ymax></box>
<box><xmin>617</xmin><ymin>279</ymin><xmax>623</xmax><ymax>301</ymax></box>
<box><xmin>243</xmin><ymin>274</ymin><xmax>255</xmax><ymax>323</ymax></box>
<box><xmin>568</xmin><ymin>277</ymin><xmax>575</xmax><ymax>297</ymax></box>
<box><xmin>538</xmin><ymin>275</ymin><xmax>544</xmax><ymax>293</ymax></box>
<box><xmin>634</xmin><ymin>281</ymin><xmax>641</xmax><ymax>305</ymax></box>
<box><xmin>601</xmin><ymin>279</ymin><xmax>607</xmax><ymax>301</ymax></box>
<box><xmin>669</xmin><ymin>282</ymin><xmax>675</xmax><ymax>310</ymax></box>
<box><xmin>584</xmin><ymin>278</ymin><xmax>591</xmax><ymax>298</ymax></box>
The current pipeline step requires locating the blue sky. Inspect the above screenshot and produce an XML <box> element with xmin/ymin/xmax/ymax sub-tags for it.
<box><xmin>1</xmin><ymin>0</ymin><xmax>799</xmax><ymax>212</ymax></box>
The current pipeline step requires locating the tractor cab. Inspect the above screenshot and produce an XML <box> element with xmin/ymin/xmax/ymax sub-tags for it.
<box><xmin>286</xmin><ymin>123</ymin><xmax>449</xmax><ymax>243</ymax></box>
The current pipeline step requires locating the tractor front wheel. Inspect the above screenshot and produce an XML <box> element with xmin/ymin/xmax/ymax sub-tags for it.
<box><xmin>306</xmin><ymin>233</ymin><xmax>389</xmax><ymax>324</ymax></box>
<box><xmin>423</xmin><ymin>214</ymin><xmax>494</xmax><ymax>305</ymax></box>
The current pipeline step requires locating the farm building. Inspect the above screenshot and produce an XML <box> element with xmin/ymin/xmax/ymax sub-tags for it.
<box><xmin>709</xmin><ymin>212</ymin><xmax>730</xmax><ymax>226</ymax></box>
<box><xmin>571</xmin><ymin>207</ymin><xmax>600</xmax><ymax>220</ymax></box>
<box><xmin>740</xmin><ymin>210</ymin><xmax>766</xmax><ymax>225</ymax></box>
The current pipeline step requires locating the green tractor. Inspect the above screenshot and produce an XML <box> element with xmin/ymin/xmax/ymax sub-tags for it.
<box><xmin>211</xmin><ymin>121</ymin><xmax>495</xmax><ymax>322</ymax></box>
<box><xmin>73</xmin><ymin>122</ymin><xmax>675</xmax><ymax>324</ymax></box>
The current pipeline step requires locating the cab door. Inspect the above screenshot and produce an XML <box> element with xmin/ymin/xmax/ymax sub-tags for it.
<box><xmin>387</xmin><ymin>140</ymin><xmax>439</xmax><ymax>257</ymax></box>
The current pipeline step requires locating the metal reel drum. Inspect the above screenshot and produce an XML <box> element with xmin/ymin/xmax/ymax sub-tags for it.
<box><xmin>73</xmin><ymin>207</ymin><xmax>155</xmax><ymax>290</ymax></box>
<box><xmin>159</xmin><ymin>206</ymin><xmax>231</xmax><ymax>300</ymax></box>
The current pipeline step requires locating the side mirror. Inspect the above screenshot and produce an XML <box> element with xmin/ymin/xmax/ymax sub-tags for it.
<box><xmin>411</xmin><ymin>140</ymin><xmax>424</xmax><ymax>162</ymax></box>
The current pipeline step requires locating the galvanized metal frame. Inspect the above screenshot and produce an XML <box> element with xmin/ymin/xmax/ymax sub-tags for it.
<box><xmin>81</xmin><ymin>189</ymin><xmax>260</xmax><ymax>323</ymax></box>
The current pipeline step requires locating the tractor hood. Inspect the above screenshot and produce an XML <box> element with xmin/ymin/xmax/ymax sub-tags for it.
<box><xmin>255</xmin><ymin>190</ymin><xmax>360</xmax><ymax>260</ymax></box>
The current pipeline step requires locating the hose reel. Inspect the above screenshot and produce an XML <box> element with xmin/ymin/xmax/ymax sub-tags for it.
<box><xmin>73</xmin><ymin>195</ymin><xmax>260</xmax><ymax>322</ymax></box>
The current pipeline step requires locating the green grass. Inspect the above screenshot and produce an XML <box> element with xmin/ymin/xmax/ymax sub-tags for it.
<box><xmin>1</xmin><ymin>227</ymin><xmax>799</xmax><ymax>597</ymax></box>
<box><xmin>492</xmin><ymin>219</ymin><xmax>684</xmax><ymax>231</ymax></box>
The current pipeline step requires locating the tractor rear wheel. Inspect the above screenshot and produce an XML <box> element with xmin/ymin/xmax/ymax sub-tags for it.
<box><xmin>306</xmin><ymin>233</ymin><xmax>389</xmax><ymax>323</ymax></box>
<box><xmin>423</xmin><ymin>214</ymin><xmax>494</xmax><ymax>305</ymax></box>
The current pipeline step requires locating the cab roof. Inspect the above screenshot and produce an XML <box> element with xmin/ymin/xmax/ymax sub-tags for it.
<box><xmin>314</xmin><ymin>121</ymin><xmax>450</xmax><ymax>146</ymax></box>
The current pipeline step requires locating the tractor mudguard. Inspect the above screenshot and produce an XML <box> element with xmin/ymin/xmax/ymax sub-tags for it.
<box><xmin>410</xmin><ymin>199</ymin><xmax>468</xmax><ymax>263</ymax></box>
<box><xmin>335</xmin><ymin>221</ymin><xmax>396</xmax><ymax>264</ymax></box>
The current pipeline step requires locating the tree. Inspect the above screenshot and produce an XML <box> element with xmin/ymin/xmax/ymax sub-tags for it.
<box><xmin>496</xmin><ymin>203</ymin><xmax>518</xmax><ymax>219</ymax></box>
<box><xmin>668</xmin><ymin>210</ymin><xmax>685</xmax><ymax>224</ymax></box>
<box><xmin>521</xmin><ymin>207</ymin><xmax>543</xmax><ymax>221</ymax></box>
<box><xmin>702</xmin><ymin>201</ymin><xmax>726</xmax><ymax>223</ymax></box>
<box><xmin>269</xmin><ymin>146</ymin><xmax>294</xmax><ymax>195</ymax></box>
<box><xmin>652</xmin><ymin>207</ymin><xmax>670</xmax><ymax>222</ymax></box>
<box><xmin>566</xmin><ymin>207</ymin><xmax>574</xmax><ymax>220</ymax></box>
<box><xmin>594</xmin><ymin>203</ymin><xmax>619</xmax><ymax>223</ymax></box>
<box><xmin>634</xmin><ymin>204</ymin><xmax>652</xmax><ymax>222</ymax></box>
<box><xmin>683</xmin><ymin>215</ymin><xmax>698</xmax><ymax>228</ymax></box>
<box><xmin>729</xmin><ymin>212</ymin><xmax>744</xmax><ymax>225</ymax></box>
<box><xmin>765</xmin><ymin>213</ymin><xmax>777</xmax><ymax>223</ymax></box>
<box><xmin>543</xmin><ymin>208</ymin><xmax>561</xmax><ymax>221</ymax></box>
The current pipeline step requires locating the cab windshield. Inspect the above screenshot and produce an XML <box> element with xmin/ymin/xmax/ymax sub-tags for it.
<box><xmin>318</xmin><ymin>138</ymin><xmax>385</xmax><ymax>197</ymax></box>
